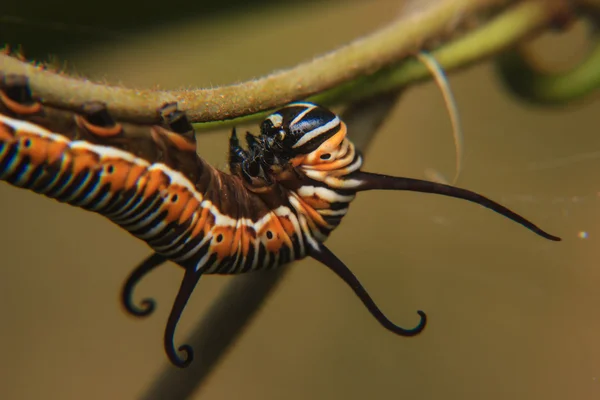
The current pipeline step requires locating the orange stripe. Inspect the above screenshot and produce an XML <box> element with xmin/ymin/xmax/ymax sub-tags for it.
<box><xmin>0</xmin><ymin>93</ymin><xmax>42</xmax><ymax>115</ymax></box>
<box><xmin>16</xmin><ymin>134</ymin><xmax>49</xmax><ymax>165</ymax></box>
<box><xmin>0</xmin><ymin>122</ymin><xmax>16</xmax><ymax>141</ymax></box>
<box><xmin>97</xmin><ymin>158</ymin><xmax>136</xmax><ymax>192</ymax></box>
<box><xmin>76</xmin><ymin>115</ymin><xmax>123</xmax><ymax>138</ymax></box>
<box><xmin>69</xmin><ymin>147</ymin><xmax>100</xmax><ymax>175</ymax></box>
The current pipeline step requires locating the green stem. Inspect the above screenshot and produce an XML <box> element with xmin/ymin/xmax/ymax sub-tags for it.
<box><xmin>495</xmin><ymin>35</ymin><xmax>600</xmax><ymax>105</ymax></box>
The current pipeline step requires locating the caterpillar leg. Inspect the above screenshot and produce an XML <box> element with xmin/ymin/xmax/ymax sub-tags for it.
<box><xmin>159</xmin><ymin>102</ymin><xmax>195</xmax><ymax>138</ymax></box>
<box><xmin>309</xmin><ymin>244</ymin><xmax>427</xmax><ymax>337</ymax></box>
<box><xmin>228</xmin><ymin>127</ymin><xmax>249</xmax><ymax>175</ymax></box>
<box><xmin>121</xmin><ymin>253</ymin><xmax>167</xmax><ymax>317</ymax></box>
<box><xmin>164</xmin><ymin>267</ymin><xmax>203</xmax><ymax>368</ymax></box>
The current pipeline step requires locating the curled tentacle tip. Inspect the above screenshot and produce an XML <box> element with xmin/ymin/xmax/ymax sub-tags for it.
<box><xmin>412</xmin><ymin>310</ymin><xmax>427</xmax><ymax>335</ymax></box>
<box><xmin>171</xmin><ymin>345</ymin><xmax>194</xmax><ymax>369</ymax></box>
<box><xmin>399</xmin><ymin>310</ymin><xmax>427</xmax><ymax>337</ymax></box>
<box><xmin>390</xmin><ymin>310</ymin><xmax>427</xmax><ymax>337</ymax></box>
<box><xmin>123</xmin><ymin>298</ymin><xmax>156</xmax><ymax>318</ymax></box>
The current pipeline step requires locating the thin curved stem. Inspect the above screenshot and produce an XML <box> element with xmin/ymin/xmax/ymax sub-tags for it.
<box><xmin>415</xmin><ymin>51</ymin><xmax>464</xmax><ymax>185</ymax></box>
<box><xmin>495</xmin><ymin>33</ymin><xmax>600</xmax><ymax>105</ymax></box>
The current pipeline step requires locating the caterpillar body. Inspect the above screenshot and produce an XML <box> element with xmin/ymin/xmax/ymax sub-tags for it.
<box><xmin>0</xmin><ymin>74</ymin><xmax>560</xmax><ymax>368</ymax></box>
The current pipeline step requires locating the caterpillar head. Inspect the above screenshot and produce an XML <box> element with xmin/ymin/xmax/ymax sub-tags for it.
<box><xmin>261</xmin><ymin>102</ymin><xmax>347</xmax><ymax>167</ymax></box>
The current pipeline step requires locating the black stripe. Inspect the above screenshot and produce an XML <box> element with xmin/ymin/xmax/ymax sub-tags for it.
<box><xmin>30</xmin><ymin>163</ymin><xmax>60</xmax><ymax>193</ymax></box>
<box><xmin>329</xmin><ymin>201</ymin><xmax>350</xmax><ymax>211</ymax></box>
<box><xmin>175</xmin><ymin>232</ymin><xmax>208</xmax><ymax>263</ymax></box>
<box><xmin>294</xmin><ymin>122</ymin><xmax>341</xmax><ymax>154</ymax></box>
<box><xmin>179</xmin><ymin>240</ymin><xmax>210</xmax><ymax>270</ymax></box>
<box><xmin>290</xmin><ymin>231</ymin><xmax>301</xmax><ymax>259</ymax></box>
<box><xmin>103</xmin><ymin>187</ymin><xmax>136</xmax><ymax>215</ymax></box>
<box><xmin>81</xmin><ymin>183</ymin><xmax>111</xmax><ymax>211</ymax></box>
<box><xmin>239</xmin><ymin>242</ymin><xmax>256</xmax><ymax>273</ymax></box>
<box><xmin>114</xmin><ymin>192</ymin><xmax>159</xmax><ymax>225</ymax></box>
<box><xmin>5</xmin><ymin>155</ymin><xmax>31</xmax><ymax>185</ymax></box>
<box><xmin>215</xmin><ymin>256</ymin><xmax>234</xmax><ymax>274</ymax></box>
<box><xmin>278</xmin><ymin>245</ymin><xmax>290</xmax><ymax>268</ymax></box>
<box><xmin>96</xmin><ymin>186</ymin><xmax>129</xmax><ymax>214</ymax></box>
<box><xmin>149</xmin><ymin>220</ymin><xmax>191</xmax><ymax>248</ymax></box>
<box><xmin>22</xmin><ymin>164</ymin><xmax>45</xmax><ymax>189</ymax></box>
<box><xmin>224</xmin><ymin>257</ymin><xmax>238</xmax><ymax>274</ymax></box>
<box><xmin>227</xmin><ymin>251</ymin><xmax>243</xmax><ymax>274</ymax></box>
<box><xmin>203</xmin><ymin>253</ymin><xmax>218</xmax><ymax>273</ymax></box>
<box><xmin>70</xmin><ymin>171</ymin><xmax>101</xmax><ymax>205</ymax></box>
<box><xmin>128</xmin><ymin>210</ymin><xmax>168</xmax><ymax>237</ymax></box>
<box><xmin>121</xmin><ymin>194</ymin><xmax>162</xmax><ymax>227</ymax></box>
<box><xmin>54</xmin><ymin>170</ymin><xmax>90</xmax><ymax>202</ymax></box>
<box><xmin>322</xmin><ymin>215</ymin><xmax>342</xmax><ymax>226</ymax></box>
<box><xmin>255</xmin><ymin>242</ymin><xmax>267</xmax><ymax>271</ymax></box>
<box><xmin>108</xmin><ymin>188</ymin><xmax>145</xmax><ymax>219</ymax></box>
<box><xmin>265</xmin><ymin>247</ymin><xmax>277</xmax><ymax>270</ymax></box>
<box><xmin>0</xmin><ymin>144</ymin><xmax>17</xmax><ymax>175</ymax></box>
<box><xmin>44</xmin><ymin>165</ymin><xmax>74</xmax><ymax>198</ymax></box>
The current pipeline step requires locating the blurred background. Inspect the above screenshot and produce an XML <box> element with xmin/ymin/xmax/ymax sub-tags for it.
<box><xmin>1</xmin><ymin>0</ymin><xmax>599</xmax><ymax>399</ymax></box>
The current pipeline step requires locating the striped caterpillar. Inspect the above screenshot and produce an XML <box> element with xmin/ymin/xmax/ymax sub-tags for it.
<box><xmin>0</xmin><ymin>74</ymin><xmax>561</xmax><ymax>368</ymax></box>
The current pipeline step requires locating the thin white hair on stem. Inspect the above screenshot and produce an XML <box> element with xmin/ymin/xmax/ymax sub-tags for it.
<box><xmin>416</xmin><ymin>50</ymin><xmax>464</xmax><ymax>185</ymax></box>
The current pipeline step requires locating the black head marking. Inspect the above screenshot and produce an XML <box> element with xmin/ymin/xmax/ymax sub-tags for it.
<box><xmin>261</xmin><ymin>102</ymin><xmax>341</xmax><ymax>156</ymax></box>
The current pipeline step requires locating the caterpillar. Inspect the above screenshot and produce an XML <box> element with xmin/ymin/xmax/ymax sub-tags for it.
<box><xmin>0</xmin><ymin>73</ymin><xmax>561</xmax><ymax>368</ymax></box>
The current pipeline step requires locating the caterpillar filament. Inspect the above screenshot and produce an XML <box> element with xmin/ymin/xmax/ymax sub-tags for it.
<box><xmin>0</xmin><ymin>74</ymin><xmax>560</xmax><ymax>368</ymax></box>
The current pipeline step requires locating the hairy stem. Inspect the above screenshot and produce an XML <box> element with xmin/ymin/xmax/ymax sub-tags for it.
<box><xmin>1</xmin><ymin>0</ymin><xmax>572</xmax><ymax>125</ymax></box>
<box><xmin>196</xmin><ymin>0</ymin><xmax>573</xmax><ymax>131</ymax></box>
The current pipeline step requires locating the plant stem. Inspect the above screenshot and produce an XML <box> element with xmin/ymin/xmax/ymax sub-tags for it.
<box><xmin>1</xmin><ymin>0</ymin><xmax>526</xmax><ymax>124</ymax></box>
<box><xmin>495</xmin><ymin>31</ymin><xmax>600</xmax><ymax>105</ymax></box>
<box><xmin>194</xmin><ymin>0</ymin><xmax>572</xmax><ymax>131</ymax></box>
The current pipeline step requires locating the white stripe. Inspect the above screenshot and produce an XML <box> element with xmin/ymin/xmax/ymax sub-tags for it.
<box><xmin>1</xmin><ymin>115</ymin><xmax>69</xmax><ymax>143</ymax></box>
<box><xmin>296</xmin><ymin>185</ymin><xmax>354</xmax><ymax>203</ymax></box>
<box><xmin>289</xmin><ymin>103</ymin><xmax>317</xmax><ymax>126</ymax></box>
<box><xmin>153</xmin><ymin>212</ymin><xmax>199</xmax><ymax>254</ymax></box>
<box><xmin>318</xmin><ymin>208</ymin><xmax>348</xmax><ymax>216</ymax></box>
<box><xmin>267</xmin><ymin>114</ymin><xmax>283</xmax><ymax>128</ymax></box>
<box><xmin>292</xmin><ymin>117</ymin><xmax>340</xmax><ymax>149</ymax></box>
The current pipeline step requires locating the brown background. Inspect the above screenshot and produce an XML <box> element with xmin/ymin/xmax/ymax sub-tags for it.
<box><xmin>1</xmin><ymin>0</ymin><xmax>599</xmax><ymax>399</ymax></box>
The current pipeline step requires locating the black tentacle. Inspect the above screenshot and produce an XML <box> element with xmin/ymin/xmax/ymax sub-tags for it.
<box><xmin>121</xmin><ymin>253</ymin><xmax>167</xmax><ymax>317</ymax></box>
<box><xmin>309</xmin><ymin>244</ymin><xmax>426</xmax><ymax>337</ymax></box>
<box><xmin>164</xmin><ymin>267</ymin><xmax>203</xmax><ymax>368</ymax></box>
<box><xmin>352</xmin><ymin>171</ymin><xmax>561</xmax><ymax>242</ymax></box>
